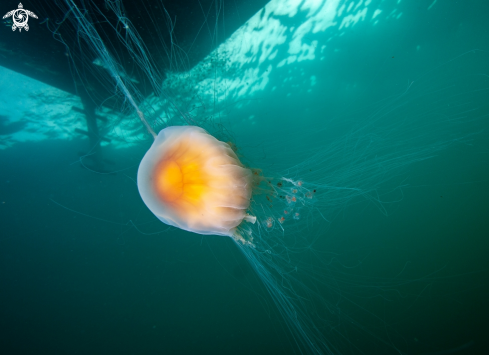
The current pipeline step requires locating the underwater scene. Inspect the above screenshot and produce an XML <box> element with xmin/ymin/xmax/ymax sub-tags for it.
<box><xmin>1</xmin><ymin>0</ymin><xmax>488</xmax><ymax>354</ymax></box>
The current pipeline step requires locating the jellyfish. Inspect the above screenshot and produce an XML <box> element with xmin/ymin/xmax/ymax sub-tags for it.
<box><xmin>135</xmin><ymin>124</ymin><xmax>326</xmax><ymax>353</ymax></box>
<box><xmin>137</xmin><ymin>125</ymin><xmax>256</xmax><ymax>242</ymax></box>
<box><xmin>137</xmin><ymin>124</ymin><xmax>319</xmax><ymax>246</ymax></box>
<box><xmin>45</xmin><ymin>0</ymin><xmax>489</xmax><ymax>354</ymax></box>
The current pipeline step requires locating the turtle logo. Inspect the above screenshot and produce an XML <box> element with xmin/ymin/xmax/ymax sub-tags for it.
<box><xmin>3</xmin><ymin>3</ymin><xmax>38</xmax><ymax>32</ymax></box>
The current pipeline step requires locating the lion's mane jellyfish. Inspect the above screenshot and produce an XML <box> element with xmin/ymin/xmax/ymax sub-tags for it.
<box><xmin>137</xmin><ymin>125</ymin><xmax>316</xmax><ymax>244</ymax></box>
<box><xmin>137</xmin><ymin>126</ymin><xmax>254</xmax><ymax>240</ymax></box>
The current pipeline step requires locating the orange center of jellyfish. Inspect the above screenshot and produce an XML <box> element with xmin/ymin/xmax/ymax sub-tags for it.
<box><xmin>153</xmin><ymin>156</ymin><xmax>207</xmax><ymax>206</ymax></box>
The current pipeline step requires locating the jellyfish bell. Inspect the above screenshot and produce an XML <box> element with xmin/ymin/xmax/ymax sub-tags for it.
<box><xmin>137</xmin><ymin>125</ymin><xmax>257</xmax><ymax>243</ymax></box>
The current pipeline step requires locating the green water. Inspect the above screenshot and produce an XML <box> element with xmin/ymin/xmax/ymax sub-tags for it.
<box><xmin>1</xmin><ymin>0</ymin><xmax>488</xmax><ymax>354</ymax></box>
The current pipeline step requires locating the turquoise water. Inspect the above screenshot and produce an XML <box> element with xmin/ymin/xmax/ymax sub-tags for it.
<box><xmin>1</xmin><ymin>0</ymin><xmax>488</xmax><ymax>354</ymax></box>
